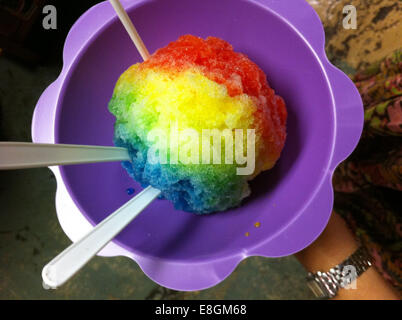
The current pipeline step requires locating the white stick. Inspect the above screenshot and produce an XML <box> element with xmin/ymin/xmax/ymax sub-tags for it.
<box><xmin>42</xmin><ymin>186</ymin><xmax>161</xmax><ymax>289</ymax></box>
<box><xmin>0</xmin><ymin>142</ymin><xmax>130</xmax><ymax>170</ymax></box>
<box><xmin>109</xmin><ymin>0</ymin><xmax>150</xmax><ymax>61</ymax></box>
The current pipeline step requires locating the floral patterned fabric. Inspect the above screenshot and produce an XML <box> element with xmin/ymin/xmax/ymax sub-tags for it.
<box><xmin>333</xmin><ymin>49</ymin><xmax>401</xmax><ymax>293</ymax></box>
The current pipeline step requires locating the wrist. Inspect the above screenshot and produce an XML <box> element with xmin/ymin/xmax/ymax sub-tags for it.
<box><xmin>306</xmin><ymin>246</ymin><xmax>373</xmax><ymax>299</ymax></box>
<box><xmin>295</xmin><ymin>212</ymin><xmax>400</xmax><ymax>299</ymax></box>
<box><xmin>295</xmin><ymin>212</ymin><xmax>358</xmax><ymax>272</ymax></box>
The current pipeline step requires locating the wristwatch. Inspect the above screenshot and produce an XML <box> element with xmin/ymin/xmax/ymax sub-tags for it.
<box><xmin>306</xmin><ymin>246</ymin><xmax>373</xmax><ymax>299</ymax></box>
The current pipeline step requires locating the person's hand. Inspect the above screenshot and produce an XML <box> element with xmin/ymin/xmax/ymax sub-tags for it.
<box><xmin>295</xmin><ymin>212</ymin><xmax>400</xmax><ymax>299</ymax></box>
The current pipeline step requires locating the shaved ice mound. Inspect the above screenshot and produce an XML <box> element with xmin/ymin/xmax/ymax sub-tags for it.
<box><xmin>108</xmin><ymin>35</ymin><xmax>287</xmax><ymax>214</ymax></box>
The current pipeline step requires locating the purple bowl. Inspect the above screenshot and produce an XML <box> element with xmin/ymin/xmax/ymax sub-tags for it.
<box><xmin>32</xmin><ymin>0</ymin><xmax>363</xmax><ymax>290</ymax></box>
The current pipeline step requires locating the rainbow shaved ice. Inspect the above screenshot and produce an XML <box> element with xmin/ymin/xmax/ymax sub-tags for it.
<box><xmin>108</xmin><ymin>35</ymin><xmax>287</xmax><ymax>214</ymax></box>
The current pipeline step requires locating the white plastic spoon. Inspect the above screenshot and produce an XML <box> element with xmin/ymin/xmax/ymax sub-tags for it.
<box><xmin>0</xmin><ymin>142</ymin><xmax>130</xmax><ymax>170</ymax></box>
<box><xmin>109</xmin><ymin>0</ymin><xmax>150</xmax><ymax>60</ymax></box>
<box><xmin>42</xmin><ymin>186</ymin><xmax>161</xmax><ymax>289</ymax></box>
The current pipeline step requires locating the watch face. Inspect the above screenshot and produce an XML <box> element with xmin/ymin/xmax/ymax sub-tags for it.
<box><xmin>307</xmin><ymin>278</ymin><xmax>326</xmax><ymax>298</ymax></box>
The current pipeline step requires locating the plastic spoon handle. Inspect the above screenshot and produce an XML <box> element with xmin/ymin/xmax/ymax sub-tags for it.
<box><xmin>0</xmin><ymin>142</ymin><xmax>130</xmax><ymax>169</ymax></box>
<box><xmin>42</xmin><ymin>186</ymin><xmax>161</xmax><ymax>289</ymax></box>
<box><xmin>108</xmin><ymin>0</ymin><xmax>150</xmax><ymax>61</ymax></box>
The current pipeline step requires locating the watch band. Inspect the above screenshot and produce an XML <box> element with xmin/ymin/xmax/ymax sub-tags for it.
<box><xmin>306</xmin><ymin>246</ymin><xmax>373</xmax><ymax>299</ymax></box>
